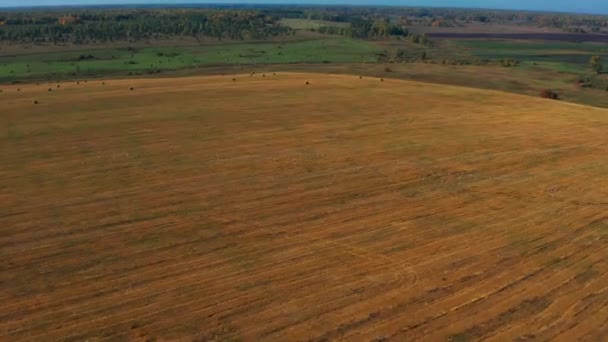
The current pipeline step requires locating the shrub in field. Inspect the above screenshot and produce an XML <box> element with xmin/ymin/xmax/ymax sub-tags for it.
<box><xmin>540</xmin><ymin>89</ymin><xmax>559</xmax><ymax>99</ymax></box>
<box><xmin>590</xmin><ymin>55</ymin><xmax>603</xmax><ymax>74</ymax></box>
<box><xmin>500</xmin><ymin>59</ymin><xmax>520</xmax><ymax>67</ymax></box>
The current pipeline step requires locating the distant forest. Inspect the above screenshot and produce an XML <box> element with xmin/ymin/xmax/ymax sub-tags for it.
<box><xmin>1</xmin><ymin>6</ymin><xmax>607</xmax><ymax>44</ymax></box>
<box><xmin>0</xmin><ymin>9</ymin><xmax>293</xmax><ymax>43</ymax></box>
<box><xmin>264</xmin><ymin>6</ymin><xmax>608</xmax><ymax>31</ymax></box>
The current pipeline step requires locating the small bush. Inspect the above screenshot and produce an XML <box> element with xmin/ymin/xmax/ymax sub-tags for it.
<box><xmin>500</xmin><ymin>59</ymin><xmax>520</xmax><ymax>67</ymax></box>
<box><xmin>130</xmin><ymin>87</ymin><xmax>134</xmax><ymax>91</ymax></box>
<box><xmin>540</xmin><ymin>89</ymin><xmax>559</xmax><ymax>99</ymax></box>
<box><xmin>78</xmin><ymin>54</ymin><xmax>95</xmax><ymax>60</ymax></box>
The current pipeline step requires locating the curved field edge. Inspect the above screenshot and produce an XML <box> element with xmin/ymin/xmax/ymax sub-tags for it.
<box><xmin>1</xmin><ymin>73</ymin><xmax>608</xmax><ymax>341</ymax></box>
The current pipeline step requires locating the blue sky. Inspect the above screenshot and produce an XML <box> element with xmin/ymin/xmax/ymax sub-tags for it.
<box><xmin>1</xmin><ymin>0</ymin><xmax>608</xmax><ymax>14</ymax></box>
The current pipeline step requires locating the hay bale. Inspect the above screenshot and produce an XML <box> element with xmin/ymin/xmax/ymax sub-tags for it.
<box><xmin>306</xmin><ymin>81</ymin><xmax>310</xmax><ymax>85</ymax></box>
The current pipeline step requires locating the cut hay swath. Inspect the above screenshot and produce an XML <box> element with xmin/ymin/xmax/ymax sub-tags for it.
<box><xmin>1</xmin><ymin>73</ymin><xmax>607</xmax><ymax>341</ymax></box>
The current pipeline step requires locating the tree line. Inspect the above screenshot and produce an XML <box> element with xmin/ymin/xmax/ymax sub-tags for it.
<box><xmin>259</xmin><ymin>6</ymin><xmax>608</xmax><ymax>33</ymax></box>
<box><xmin>314</xmin><ymin>18</ymin><xmax>430</xmax><ymax>46</ymax></box>
<box><xmin>0</xmin><ymin>9</ymin><xmax>293</xmax><ymax>44</ymax></box>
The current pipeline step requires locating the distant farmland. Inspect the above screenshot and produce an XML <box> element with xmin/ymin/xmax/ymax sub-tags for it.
<box><xmin>2</xmin><ymin>73</ymin><xmax>608</xmax><ymax>340</ymax></box>
<box><xmin>427</xmin><ymin>32</ymin><xmax>608</xmax><ymax>43</ymax></box>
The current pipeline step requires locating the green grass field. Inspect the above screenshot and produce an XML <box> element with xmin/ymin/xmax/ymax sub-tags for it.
<box><xmin>2</xmin><ymin>35</ymin><xmax>607</xmax><ymax>109</ymax></box>
<box><xmin>0</xmin><ymin>38</ymin><xmax>378</xmax><ymax>82</ymax></box>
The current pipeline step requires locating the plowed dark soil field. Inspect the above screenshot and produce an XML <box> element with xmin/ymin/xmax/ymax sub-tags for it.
<box><xmin>2</xmin><ymin>73</ymin><xmax>608</xmax><ymax>341</ymax></box>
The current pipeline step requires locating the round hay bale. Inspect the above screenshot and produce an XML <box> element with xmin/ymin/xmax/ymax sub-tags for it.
<box><xmin>306</xmin><ymin>81</ymin><xmax>310</xmax><ymax>85</ymax></box>
<box><xmin>130</xmin><ymin>87</ymin><xmax>134</xmax><ymax>91</ymax></box>
<box><xmin>34</xmin><ymin>100</ymin><xmax>38</xmax><ymax>104</ymax></box>
<box><xmin>48</xmin><ymin>88</ymin><xmax>52</xmax><ymax>92</ymax></box>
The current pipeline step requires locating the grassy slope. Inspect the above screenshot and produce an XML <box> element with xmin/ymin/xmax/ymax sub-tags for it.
<box><xmin>2</xmin><ymin>73</ymin><xmax>608</xmax><ymax>341</ymax></box>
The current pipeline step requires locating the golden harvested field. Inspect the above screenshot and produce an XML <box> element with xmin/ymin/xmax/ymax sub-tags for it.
<box><xmin>1</xmin><ymin>73</ymin><xmax>608</xmax><ymax>341</ymax></box>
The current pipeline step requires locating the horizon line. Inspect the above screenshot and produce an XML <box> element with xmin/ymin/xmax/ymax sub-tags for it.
<box><xmin>1</xmin><ymin>2</ymin><xmax>607</xmax><ymax>16</ymax></box>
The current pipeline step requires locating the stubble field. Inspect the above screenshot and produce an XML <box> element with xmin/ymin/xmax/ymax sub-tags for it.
<box><xmin>1</xmin><ymin>73</ymin><xmax>608</xmax><ymax>341</ymax></box>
